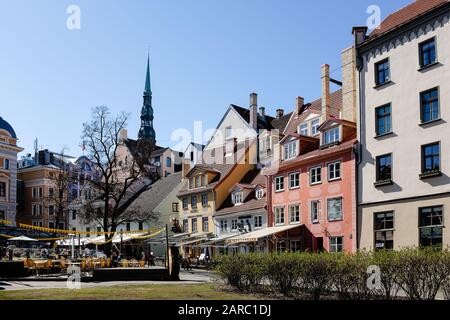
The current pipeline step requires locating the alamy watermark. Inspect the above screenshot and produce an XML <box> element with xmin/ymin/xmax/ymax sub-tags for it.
<box><xmin>66</xmin><ymin>5</ymin><xmax>81</xmax><ymax>30</ymax></box>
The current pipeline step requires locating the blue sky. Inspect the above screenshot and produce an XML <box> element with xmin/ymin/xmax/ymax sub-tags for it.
<box><xmin>0</xmin><ymin>0</ymin><xmax>411</xmax><ymax>157</ymax></box>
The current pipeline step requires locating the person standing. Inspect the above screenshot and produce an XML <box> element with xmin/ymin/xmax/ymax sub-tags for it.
<box><xmin>8</xmin><ymin>248</ymin><xmax>13</xmax><ymax>261</ymax></box>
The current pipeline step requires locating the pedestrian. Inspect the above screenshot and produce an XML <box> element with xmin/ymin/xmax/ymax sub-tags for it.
<box><xmin>8</xmin><ymin>248</ymin><xmax>13</xmax><ymax>261</ymax></box>
<box><xmin>149</xmin><ymin>251</ymin><xmax>155</xmax><ymax>266</ymax></box>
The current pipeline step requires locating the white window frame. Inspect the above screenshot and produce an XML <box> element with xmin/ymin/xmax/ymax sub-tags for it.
<box><xmin>310</xmin><ymin>166</ymin><xmax>322</xmax><ymax>185</ymax></box>
<box><xmin>311</xmin><ymin>200</ymin><xmax>320</xmax><ymax>224</ymax></box>
<box><xmin>328</xmin><ymin>161</ymin><xmax>341</xmax><ymax>181</ymax></box>
<box><xmin>231</xmin><ymin>218</ymin><xmax>238</xmax><ymax>230</ymax></box>
<box><xmin>255</xmin><ymin>188</ymin><xmax>264</xmax><ymax>200</ymax></box>
<box><xmin>284</xmin><ymin>141</ymin><xmax>297</xmax><ymax>160</ymax></box>
<box><xmin>275</xmin><ymin>176</ymin><xmax>284</xmax><ymax>192</ymax></box>
<box><xmin>274</xmin><ymin>207</ymin><xmax>285</xmax><ymax>225</ymax></box>
<box><xmin>311</xmin><ymin>117</ymin><xmax>321</xmax><ymax>135</ymax></box>
<box><xmin>289</xmin><ymin>204</ymin><xmax>301</xmax><ymax>224</ymax></box>
<box><xmin>220</xmin><ymin>220</ymin><xmax>228</xmax><ymax>232</ymax></box>
<box><xmin>327</xmin><ymin>197</ymin><xmax>343</xmax><ymax>222</ymax></box>
<box><xmin>329</xmin><ymin>236</ymin><xmax>344</xmax><ymax>252</ymax></box>
<box><xmin>201</xmin><ymin>194</ymin><xmax>208</xmax><ymax>206</ymax></box>
<box><xmin>232</xmin><ymin>192</ymin><xmax>244</xmax><ymax>205</ymax></box>
<box><xmin>225</xmin><ymin>126</ymin><xmax>232</xmax><ymax>139</ymax></box>
<box><xmin>254</xmin><ymin>215</ymin><xmax>263</xmax><ymax>229</ymax></box>
<box><xmin>323</xmin><ymin>126</ymin><xmax>340</xmax><ymax>145</ymax></box>
<box><xmin>289</xmin><ymin>172</ymin><xmax>300</xmax><ymax>189</ymax></box>
<box><xmin>299</xmin><ymin>122</ymin><xmax>308</xmax><ymax>136</ymax></box>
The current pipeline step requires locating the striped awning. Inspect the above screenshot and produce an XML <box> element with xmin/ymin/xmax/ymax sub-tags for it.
<box><xmin>225</xmin><ymin>224</ymin><xmax>302</xmax><ymax>244</ymax></box>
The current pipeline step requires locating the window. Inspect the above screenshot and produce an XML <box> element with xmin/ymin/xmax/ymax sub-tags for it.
<box><xmin>138</xmin><ymin>221</ymin><xmax>143</xmax><ymax>231</ymax></box>
<box><xmin>284</xmin><ymin>141</ymin><xmax>297</xmax><ymax>160</ymax></box>
<box><xmin>191</xmin><ymin>218</ymin><xmax>198</xmax><ymax>233</ymax></box>
<box><xmin>375</xmin><ymin>59</ymin><xmax>390</xmax><ymax>85</ymax></box>
<box><xmin>327</xmin><ymin>198</ymin><xmax>343</xmax><ymax>221</ymax></box>
<box><xmin>310</xmin><ymin>166</ymin><xmax>322</xmax><ymax>185</ymax></box>
<box><xmin>275</xmin><ymin>176</ymin><xmax>284</xmax><ymax>192</ymax></box>
<box><xmin>201</xmin><ymin>175</ymin><xmax>207</xmax><ymax>186</ymax></box>
<box><xmin>49</xmin><ymin>222</ymin><xmax>55</xmax><ymax>229</ymax></box>
<box><xmin>71</xmin><ymin>189</ymin><xmax>78</xmax><ymax>199</ymax></box>
<box><xmin>39</xmin><ymin>205</ymin><xmax>43</xmax><ymax>215</ymax></box>
<box><xmin>96</xmin><ymin>227</ymin><xmax>102</xmax><ymax>234</ymax></box>
<box><xmin>254</xmin><ymin>216</ymin><xmax>262</xmax><ymax>228</ymax></box>
<box><xmin>182</xmin><ymin>198</ymin><xmax>188</xmax><ymax>210</ymax></box>
<box><xmin>299</xmin><ymin>123</ymin><xmax>308</xmax><ymax>136</ymax></box>
<box><xmin>32</xmin><ymin>204</ymin><xmax>37</xmax><ymax>216</ymax></box>
<box><xmin>172</xmin><ymin>202</ymin><xmax>179</xmax><ymax>212</ymax></box>
<box><xmin>183</xmin><ymin>219</ymin><xmax>188</xmax><ymax>233</ymax></box>
<box><xmin>126</xmin><ymin>223</ymin><xmax>131</xmax><ymax>231</ymax></box>
<box><xmin>220</xmin><ymin>220</ymin><xmax>228</xmax><ymax>232</ymax></box>
<box><xmin>0</xmin><ymin>210</ymin><xmax>5</xmax><ymax>220</ymax></box>
<box><xmin>376</xmin><ymin>154</ymin><xmax>392</xmax><ymax>182</ymax></box>
<box><xmin>329</xmin><ymin>237</ymin><xmax>343</xmax><ymax>252</ymax></box>
<box><xmin>191</xmin><ymin>196</ymin><xmax>197</xmax><ymax>209</ymax></box>
<box><xmin>375</xmin><ymin>104</ymin><xmax>392</xmax><ymax>136</ymax></box>
<box><xmin>4</xmin><ymin>159</ymin><xmax>9</xmax><ymax>170</ymax></box>
<box><xmin>225</xmin><ymin>126</ymin><xmax>232</xmax><ymax>139</ymax></box>
<box><xmin>255</xmin><ymin>188</ymin><xmax>264</xmax><ymax>200</ymax></box>
<box><xmin>0</xmin><ymin>182</ymin><xmax>5</xmax><ymax>197</ymax></box>
<box><xmin>231</xmin><ymin>219</ymin><xmax>238</xmax><ymax>230</ymax></box>
<box><xmin>166</xmin><ymin>157</ymin><xmax>172</xmax><ymax>167</ymax></box>
<box><xmin>86</xmin><ymin>227</ymin><xmax>90</xmax><ymax>238</ymax></box>
<box><xmin>232</xmin><ymin>192</ymin><xmax>243</xmax><ymax>204</ymax></box>
<box><xmin>190</xmin><ymin>151</ymin><xmax>194</xmax><ymax>162</ymax></box>
<box><xmin>311</xmin><ymin>118</ymin><xmax>320</xmax><ymax>135</ymax></box>
<box><xmin>274</xmin><ymin>207</ymin><xmax>285</xmax><ymax>225</ymax></box>
<box><xmin>39</xmin><ymin>187</ymin><xmax>43</xmax><ymax>198</ymax></box>
<box><xmin>311</xmin><ymin>201</ymin><xmax>320</xmax><ymax>223</ymax></box>
<box><xmin>202</xmin><ymin>217</ymin><xmax>209</xmax><ymax>232</ymax></box>
<box><xmin>289</xmin><ymin>172</ymin><xmax>300</xmax><ymax>189</ymax></box>
<box><xmin>290</xmin><ymin>240</ymin><xmax>301</xmax><ymax>252</ymax></box>
<box><xmin>419</xmin><ymin>206</ymin><xmax>443</xmax><ymax>247</ymax></box>
<box><xmin>289</xmin><ymin>205</ymin><xmax>300</xmax><ymax>224</ymax></box>
<box><xmin>374</xmin><ymin>211</ymin><xmax>394</xmax><ymax>250</ymax></box>
<box><xmin>419</xmin><ymin>38</ymin><xmax>436</xmax><ymax>68</ymax></box>
<box><xmin>32</xmin><ymin>187</ymin><xmax>37</xmax><ymax>198</ymax></box>
<box><xmin>49</xmin><ymin>188</ymin><xmax>54</xmax><ymax>198</ymax></box>
<box><xmin>323</xmin><ymin>127</ymin><xmax>340</xmax><ymax>145</ymax></box>
<box><xmin>421</xmin><ymin>142</ymin><xmax>440</xmax><ymax>174</ymax></box>
<box><xmin>201</xmin><ymin>194</ymin><xmax>208</xmax><ymax>206</ymax></box>
<box><xmin>189</xmin><ymin>177</ymin><xmax>194</xmax><ymax>189</ymax></box>
<box><xmin>48</xmin><ymin>205</ymin><xmax>54</xmax><ymax>215</ymax></box>
<box><xmin>420</xmin><ymin>88</ymin><xmax>439</xmax><ymax>123</ymax></box>
<box><xmin>195</xmin><ymin>176</ymin><xmax>201</xmax><ymax>188</ymax></box>
<box><xmin>328</xmin><ymin>162</ymin><xmax>341</xmax><ymax>181</ymax></box>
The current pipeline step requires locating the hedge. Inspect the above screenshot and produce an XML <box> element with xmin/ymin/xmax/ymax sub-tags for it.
<box><xmin>214</xmin><ymin>247</ymin><xmax>450</xmax><ymax>300</ymax></box>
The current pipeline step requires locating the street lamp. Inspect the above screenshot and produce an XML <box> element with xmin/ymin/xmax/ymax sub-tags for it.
<box><xmin>69</xmin><ymin>233</ymin><xmax>75</xmax><ymax>260</ymax></box>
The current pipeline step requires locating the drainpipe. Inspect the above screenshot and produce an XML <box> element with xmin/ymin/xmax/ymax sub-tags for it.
<box><xmin>355</xmin><ymin>46</ymin><xmax>364</xmax><ymax>252</ymax></box>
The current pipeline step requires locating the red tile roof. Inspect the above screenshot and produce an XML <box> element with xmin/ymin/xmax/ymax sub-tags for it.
<box><xmin>369</xmin><ymin>0</ymin><xmax>448</xmax><ymax>39</ymax></box>
<box><xmin>283</xmin><ymin>90</ymin><xmax>342</xmax><ymax>135</ymax></box>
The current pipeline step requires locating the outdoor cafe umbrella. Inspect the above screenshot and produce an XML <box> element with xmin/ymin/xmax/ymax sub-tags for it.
<box><xmin>8</xmin><ymin>235</ymin><xmax>38</xmax><ymax>242</ymax></box>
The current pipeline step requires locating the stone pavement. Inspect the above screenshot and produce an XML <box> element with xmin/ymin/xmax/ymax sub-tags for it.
<box><xmin>0</xmin><ymin>269</ymin><xmax>216</xmax><ymax>291</ymax></box>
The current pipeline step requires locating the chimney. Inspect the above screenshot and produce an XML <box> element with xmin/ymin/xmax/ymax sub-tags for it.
<box><xmin>321</xmin><ymin>64</ymin><xmax>331</xmax><ymax>122</ymax></box>
<box><xmin>181</xmin><ymin>159</ymin><xmax>191</xmax><ymax>179</ymax></box>
<box><xmin>341</xmin><ymin>47</ymin><xmax>357</xmax><ymax>122</ymax></box>
<box><xmin>119</xmin><ymin>128</ymin><xmax>128</xmax><ymax>142</ymax></box>
<box><xmin>259</xmin><ymin>107</ymin><xmax>265</xmax><ymax>120</ymax></box>
<box><xmin>296</xmin><ymin>96</ymin><xmax>304</xmax><ymax>116</ymax></box>
<box><xmin>352</xmin><ymin>26</ymin><xmax>368</xmax><ymax>47</ymax></box>
<box><xmin>249</xmin><ymin>93</ymin><xmax>258</xmax><ymax>130</ymax></box>
<box><xmin>276</xmin><ymin>109</ymin><xmax>284</xmax><ymax>118</ymax></box>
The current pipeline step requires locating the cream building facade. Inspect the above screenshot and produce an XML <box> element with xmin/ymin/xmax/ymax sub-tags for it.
<box><xmin>355</xmin><ymin>0</ymin><xmax>450</xmax><ymax>250</ymax></box>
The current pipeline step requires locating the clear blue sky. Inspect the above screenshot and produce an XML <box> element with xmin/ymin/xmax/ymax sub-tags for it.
<box><xmin>0</xmin><ymin>0</ymin><xmax>411</xmax><ymax>157</ymax></box>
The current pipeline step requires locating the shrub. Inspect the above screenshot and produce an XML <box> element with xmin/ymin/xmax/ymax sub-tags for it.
<box><xmin>301</xmin><ymin>253</ymin><xmax>335</xmax><ymax>300</ymax></box>
<box><xmin>371</xmin><ymin>249</ymin><xmax>401</xmax><ymax>300</ymax></box>
<box><xmin>395</xmin><ymin>246</ymin><xmax>449</xmax><ymax>300</ymax></box>
<box><xmin>265</xmin><ymin>252</ymin><xmax>302</xmax><ymax>296</ymax></box>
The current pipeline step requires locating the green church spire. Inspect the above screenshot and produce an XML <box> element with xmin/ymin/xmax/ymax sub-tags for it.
<box><xmin>144</xmin><ymin>53</ymin><xmax>151</xmax><ymax>94</ymax></box>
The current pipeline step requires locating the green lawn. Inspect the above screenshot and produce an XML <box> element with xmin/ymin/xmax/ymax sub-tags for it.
<box><xmin>0</xmin><ymin>283</ymin><xmax>258</xmax><ymax>300</ymax></box>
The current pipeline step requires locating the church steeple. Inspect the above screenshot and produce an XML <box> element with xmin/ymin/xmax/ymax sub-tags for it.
<box><xmin>138</xmin><ymin>54</ymin><xmax>156</xmax><ymax>142</ymax></box>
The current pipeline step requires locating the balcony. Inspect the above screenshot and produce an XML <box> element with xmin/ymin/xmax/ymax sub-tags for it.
<box><xmin>374</xmin><ymin>179</ymin><xmax>393</xmax><ymax>188</ymax></box>
<box><xmin>419</xmin><ymin>170</ymin><xmax>442</xmax><ymax>180</ymax></box>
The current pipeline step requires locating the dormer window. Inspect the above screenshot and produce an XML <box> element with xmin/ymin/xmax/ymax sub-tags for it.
<box><xmin>323</xmin><ymin>126</ymin><xmax>340</xmax><ymax>146</ymax></box>
<box><xmin>299</xmin><ymin>123</ymin><xmax>308</xmax><ymax>136</ymax></box>
<box><xmin>225</xmin><ymin>126</ymin><xmax>232</xmax><ymax>139</ymax></box>
<box><xmin>311</xmin><ymin>118</ymin><xmax>320</xmax><ymax>135</ymax></box>
<box><xmin>255</xmin><ymin>188</ymin><xmax>264</xmax><ymax>200</ymax></box>
<box><xmin>284</xmin><ymin>141</ymin><xmax>298</xmax><ymax>160</ymax></box>
<box><xmin>232</xmin><ymin>192</ymin><xmax>244</xmax><ymax>205</ymax></box>
<box><xmin>201</xmin><ymin>175</ymin><xmax>207</xmax><ymax>186</ymax></box>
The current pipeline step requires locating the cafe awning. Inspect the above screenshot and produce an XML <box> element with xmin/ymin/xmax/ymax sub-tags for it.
<box><xmin>225</xmin><ymin>224</ymin><xmax>302</xmax><ymax>244</ymax></box>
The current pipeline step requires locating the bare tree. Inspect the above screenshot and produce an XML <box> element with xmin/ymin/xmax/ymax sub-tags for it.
<box><xmin>78</xmin><ymin>106</ymin><xmax>157</xmax><ymax>254</ymax></box>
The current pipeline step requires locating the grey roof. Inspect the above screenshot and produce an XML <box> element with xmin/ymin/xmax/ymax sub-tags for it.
<box><xmin>128</xmin><ymin>172</ymin><xmax>183</xmax><ymax>213</ymax></box>
<box><xmin>0</xmin><ymin>116</ymin><xmax>17</xmax><ymax>139</ymax></box>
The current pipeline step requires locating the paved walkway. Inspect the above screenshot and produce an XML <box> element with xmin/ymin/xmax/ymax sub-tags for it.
<box><xmin>0</xmin><ymin>270</ymin><xmax>215</xmax><ymax>291</ymax></box>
